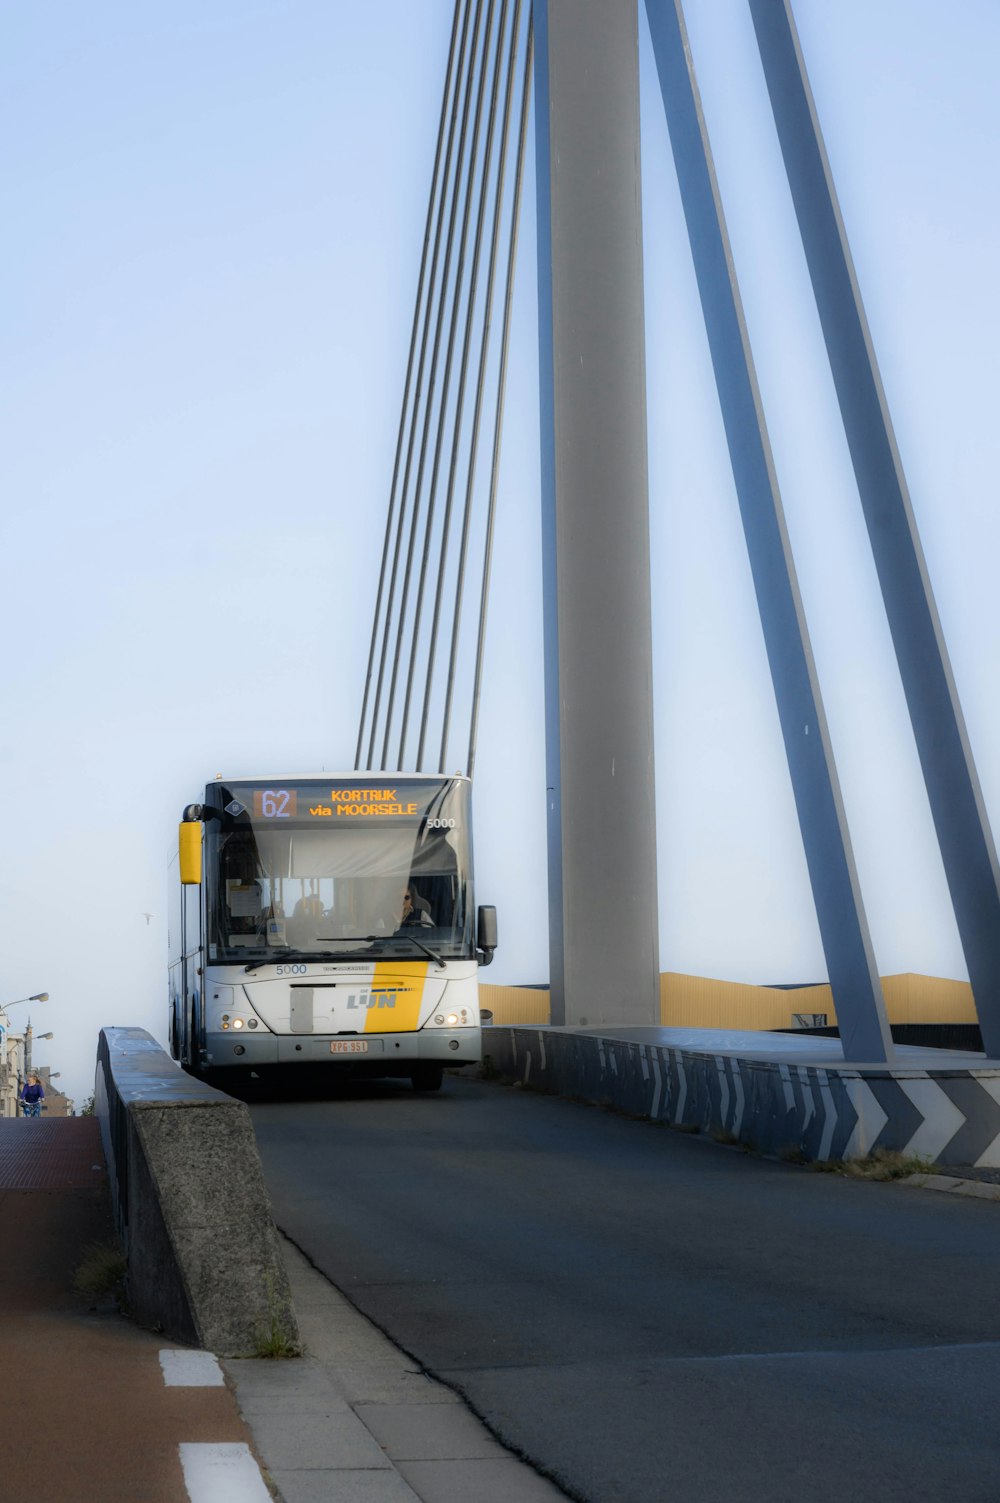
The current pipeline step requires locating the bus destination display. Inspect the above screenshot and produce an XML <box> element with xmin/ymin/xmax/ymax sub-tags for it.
<box><xmin>249</xmin><ymin>788</ymin><xmax>420</xmax><ymax>820</ymax></box>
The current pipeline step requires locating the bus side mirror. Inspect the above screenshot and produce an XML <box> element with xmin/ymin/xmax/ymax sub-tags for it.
<box><xmin>477</xmin><ymin>905</ymin><xmax>497</xmax><ymax>966</ymax></box>
<box><xmin>179</xmin><ymin>821</ymin><xmax>203</xmax><ymax>885</ymax></box>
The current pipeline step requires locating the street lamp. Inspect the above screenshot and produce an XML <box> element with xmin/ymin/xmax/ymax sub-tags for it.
<box><xmin>1</xmin><ymin>993</ymin><xmax>49</xmax><ymax>1014</ymax></box>
<box><xmin>24</xmin><ymin>1026</ymin><xmax>54</xmax><ymax>1078</ymax></box>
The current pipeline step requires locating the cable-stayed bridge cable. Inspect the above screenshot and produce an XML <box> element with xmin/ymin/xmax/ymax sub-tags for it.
<box><xmin>354</xmin><ymin>0</ymin><xmax>466</xmax><ymax>771</ymax></box>
<box><xmin>363</xmin><ymin>0</ymin><xmax>476</xmax><ymax>769</ymax></box>
<box><xmin>440</xmin><ymin>0</ymin><xmax>527</xmax><ymax>773</ymax></box>
<box><xmin>358</xmin><ymin>2</ymin><xmax>531</xmax><ymax>779</ymax></box>
<box><xmin>395</xmin><ymin>0</ymin><xmax>502</xmax><ymax>770</ymax></box>
<box><xmin>466</xmin><ymin>14</ymin><xmax>532</xmax><ymax>779</ymax></box>
<box><xmin>378</xmin><ymin>0</ymin><xmax>489</xmax><ymax>770</ymax></box>
<box><xmin>414</xmin><ymin>0</ymin><xmax>516</xmax><ymax>769</ymax></box>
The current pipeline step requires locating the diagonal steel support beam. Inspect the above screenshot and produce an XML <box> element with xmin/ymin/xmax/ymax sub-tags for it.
<box><xmin>644</xmin><ymin>0</ymin><xmax>893</xmax><ymax>1062</ymax></box>
<box><xmin>750</xmin><ymin>0</ymin><xmax>1000</xmax><ymax>1058</ymax></box>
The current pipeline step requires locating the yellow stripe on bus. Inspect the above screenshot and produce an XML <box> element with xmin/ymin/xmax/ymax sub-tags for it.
<box><xmin>363</xmin><ymin>961</ymin><xmax>428</xmax><ymax>1033</ymax></box>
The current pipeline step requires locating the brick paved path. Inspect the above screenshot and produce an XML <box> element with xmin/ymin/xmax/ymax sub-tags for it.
<box><xmin>0</xmin><ymin>1115</ymin><xmax>106</xmax><ymax>1189</ymax></box>
<box><xmin>0</xmin><ymin>1117</ymin><xmax>264</xmax><ymax>1502</ymax></box>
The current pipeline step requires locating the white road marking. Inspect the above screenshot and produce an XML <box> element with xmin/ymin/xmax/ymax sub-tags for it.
<box><xmin>159</xmin><ymin>1349</ymin><xmax>225</xmax><ymax>1387</ymax></box>
<box><xmin>179</xmin><ymin>1443</ymin><xmax>271</xmax><ymax>1503</ymax></box>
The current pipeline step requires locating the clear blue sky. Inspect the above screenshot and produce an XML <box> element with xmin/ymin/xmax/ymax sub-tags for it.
<box><xmin>3</xmin><ymin>1</ymin><xmax>998</xmax><ymax>1108</ymax></box>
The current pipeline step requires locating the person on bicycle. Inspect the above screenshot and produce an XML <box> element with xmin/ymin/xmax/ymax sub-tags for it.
<box><xmin>19</xmin><ymin>1075</ymin><xmax>44</xmax><ymax>1118</ymax></box>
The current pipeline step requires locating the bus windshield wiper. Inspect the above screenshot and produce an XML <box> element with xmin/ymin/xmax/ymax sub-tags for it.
<box><xmin>388</xmin><ymin>933</ymin><xmax>446</xmax><ymax>970</ymax></box>
<box><xmin>244</xmin><ymin>948</ymin><xmax>293</xmax><ymax>973</ymax></box>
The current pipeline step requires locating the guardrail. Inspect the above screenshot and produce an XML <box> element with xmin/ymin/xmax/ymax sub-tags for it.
<box><xmin>95</xmin><ymin>1027</ymin><xmax>298</xmax><ymax>1356</ymax></box>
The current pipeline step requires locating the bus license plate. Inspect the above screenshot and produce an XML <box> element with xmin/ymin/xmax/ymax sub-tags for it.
<box><xmin>330</xmin><ymin>1040</ymin><xmax>368</xmax><ymax>1055</ymax></box>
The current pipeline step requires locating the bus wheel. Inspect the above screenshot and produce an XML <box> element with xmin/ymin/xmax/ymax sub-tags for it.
<box><xmin>411</xmin><ymin>1064</ymin><xmax>443</xmax><ymax>1093</ymax></box>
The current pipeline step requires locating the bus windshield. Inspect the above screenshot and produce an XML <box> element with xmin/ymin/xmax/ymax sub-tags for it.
<box><xmin>203</xmin><ymin>779</ymin><xmax>473</xmax><ymax>964</ymax></box>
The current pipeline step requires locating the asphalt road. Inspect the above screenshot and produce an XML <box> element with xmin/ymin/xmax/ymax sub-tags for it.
<box><xmin>248</xmin><ymin>1074</ymin><xmax>1000</xmax><ymax>1503</ymax></box>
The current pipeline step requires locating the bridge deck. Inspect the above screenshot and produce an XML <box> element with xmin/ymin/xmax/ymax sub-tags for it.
<box><xmin>559</xmin><ymin>1024</ymin><xmax>997</xmax><ymax>1072</ymax></box>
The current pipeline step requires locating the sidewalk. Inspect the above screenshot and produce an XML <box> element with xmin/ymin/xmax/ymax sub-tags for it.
<box><xmin>0</xmin><ymin>1117</ymin><xmax>568</xmax><ymax>1503</ymax></box>
<box><xmin>226</xmin><ymin>1238</ymin><xmax>568</xmax><ymax>1503</ymax></box>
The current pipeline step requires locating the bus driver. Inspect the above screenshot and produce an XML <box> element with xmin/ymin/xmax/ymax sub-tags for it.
<box><xmin>398</xmin><ymin>885</ymin><xmax>433</xmax><ymax>930</ymax></box>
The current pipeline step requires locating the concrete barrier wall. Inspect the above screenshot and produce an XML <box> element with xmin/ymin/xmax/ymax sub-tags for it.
<box><xmin>95</xmin><ymin>1028</ymin><xmax>298</xmax><ymax>1356</ymax></box>
<box><xmin>483</xmin><ymin>1027</ymin><xmax>1000</xmax><ymax>1166</ymax></box>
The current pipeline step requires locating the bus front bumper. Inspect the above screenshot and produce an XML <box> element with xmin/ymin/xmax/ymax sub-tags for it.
<box><xmin>202</xmin><ymin>1026</ymin><xmax>482</xmax><ymax>1070</ymax></box>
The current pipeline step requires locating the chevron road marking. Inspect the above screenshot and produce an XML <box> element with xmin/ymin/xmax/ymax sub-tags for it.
<box><xmin>842</xmin><ymin>1079</ymin><xmax>890</xmax><ymax>1160</ymax></box>
<box><xmin>731</xmin><ymin>1065</ymin><xmax>745</xmax><ymax>1136</ymax></box>
<box><xmin>650</xmin><ymin>1051</ymin><xmax>663</xmax><ymax>1119</ymax></box>
<box><xmin>675</xmin><ymin>1053</ymin><xmax>688</xmax><ymax>1123</ymax></box>
<box><xmin>798</xmin><ymin>1066</ymin><xmax>816</xmax><ymax>1134</ymax></box>
<box><xmin>974</xmin><ymin>1078</ymin><xmax>1000</xmax><ymax>1168</ymax></box>
<box><xmin>898</xmin><ymin>1076</ymin><xmax>967</xmax><ymax>1162</ymax></box>
<box><xmin>817</xmin><ymin>1071</ymin><xmax>837</xmax><ymax>1161</ymax></box>
<box><xmin>778</xmin><ymin>1063</ymin><xmax>795</xmax><ymax>1114</ymax></box>
<box><xmin>715</xmin><ymin>1057</ymin><xmax>730</xmax><ymax>1127</ymax></box>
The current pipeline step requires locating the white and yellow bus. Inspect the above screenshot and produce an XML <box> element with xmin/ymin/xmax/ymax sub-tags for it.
<box><xmin>168</xmin><ymin>773</ymin><xmax>496</xmax><ymax>1090</ymax></box>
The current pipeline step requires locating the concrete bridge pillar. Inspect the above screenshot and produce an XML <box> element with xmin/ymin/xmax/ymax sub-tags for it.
<box><xmin>534</xmin><ymin>0</ymin><xmax>660</xmax><ymax>1026</ymax></box>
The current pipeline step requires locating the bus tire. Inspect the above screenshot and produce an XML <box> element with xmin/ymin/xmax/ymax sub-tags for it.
<box><xmin>411</xmin><ymin>1064</ymin><xmax>443</xmax><ymax>1093</ymax></box>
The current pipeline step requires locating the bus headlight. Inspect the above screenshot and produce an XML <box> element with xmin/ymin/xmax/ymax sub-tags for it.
<box><xmin>429</xmin><ymin>1009</ymin><xmax>471</xmax><ymax>1027</ymax></box>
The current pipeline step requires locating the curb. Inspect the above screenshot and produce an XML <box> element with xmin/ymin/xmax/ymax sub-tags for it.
<box><xmin>901</xmin><ymin>1173</ymin><xmax>1000</xmax><ymax>1202</ymax></box>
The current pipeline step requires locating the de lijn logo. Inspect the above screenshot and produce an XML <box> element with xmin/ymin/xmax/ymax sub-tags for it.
<box><xmin>346</xmin><ymin>988</ymin><xmax>401</xmax><ymax>1011</ymax></box>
